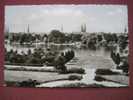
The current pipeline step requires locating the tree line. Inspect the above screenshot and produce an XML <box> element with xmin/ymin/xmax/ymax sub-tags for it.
<box><xmin>5</xmin><ymin>30</ymin><xmax>82</xmax><ymax>45</ymax></box>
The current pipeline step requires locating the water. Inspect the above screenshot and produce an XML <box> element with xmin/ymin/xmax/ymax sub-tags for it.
<box><xmin>74</xmin><ymin>49</ymin><xmax>115</xmax><ymax>69</ymax></box>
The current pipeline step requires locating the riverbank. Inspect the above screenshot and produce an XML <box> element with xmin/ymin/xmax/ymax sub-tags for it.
<box><xmin>4</xmin><ymin>66</ymin><xmax>129</xmax><ymax>87</ymax></box>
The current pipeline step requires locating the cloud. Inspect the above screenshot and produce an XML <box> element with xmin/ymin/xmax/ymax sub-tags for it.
<box><xmin>24</xmin><ymin>7</ymin><xmax>89</xmax><ymax>32</ymax></box>
<box><xmin>5</xmin><ymin>5</ymin><xmax>128</xmax><ymax>33</ymax></box>
<box><xmin>107</xmin><ymin>7</ymin><xmax>126</xmax><ymax>16</ymax></box>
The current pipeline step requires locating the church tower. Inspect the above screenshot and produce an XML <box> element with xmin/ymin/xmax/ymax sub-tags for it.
<box><xmin>81</xmin><ymin>24</ymin><xmax>86</xmax><ymax>33</ymax></box>
<box><xmin>61</xmin><ymin>24</ymin><xmax>63</xmax><ymax>32</ymax></box>
<box><xmin>27</xmin><ymin>24</ymin><xmax>30</xmax><ymax>33</ymax></box>
<box><xmin>124</xmin><ymin>27</ymin><xmax>128</xmax><ymax>33</ymax></box>
<box><xmin>5</xmin><ymin>26</ymin><xmax>10</xmax><ymax>33</ymax></box>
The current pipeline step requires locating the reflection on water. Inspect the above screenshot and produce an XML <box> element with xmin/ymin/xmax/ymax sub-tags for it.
<box><xmin>5</xmin><ymin>44</ymin><xmax>110</xmax><ymax>57</ymax></box>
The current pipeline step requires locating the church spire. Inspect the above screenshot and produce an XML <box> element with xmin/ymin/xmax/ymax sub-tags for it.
<box><xmin>81</xmin><ymin>24</ymin><xmax>86</xmax><ymax>33</ymax></box>
<box><xmin>27</xmin><ymin>24</ymin><xmax>30</xmax><ymax>33</ymax></box>
<box><xmin>61</xmin><ymin>24</ymin><xmax>63</xmax><ymax>32</ymax></box>
<box><xmin>124</xmin><ymin>26</ymin><xmax>127</xmax><ymax>33</ymax></box>
<box><xmin>5</xmin><ymin>25</ymin><xmax>9</xmax><ymax>33</ymax></box>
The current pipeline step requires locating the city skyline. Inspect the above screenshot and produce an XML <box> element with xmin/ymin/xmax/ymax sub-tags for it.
<box><xmin>5</xmin><ymin>5</ymin><xmax>128</xmax><ymax>33</ymax></box>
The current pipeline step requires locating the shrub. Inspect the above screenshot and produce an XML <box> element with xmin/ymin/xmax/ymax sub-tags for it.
<box><xmin>67</xmin><ymin>68</ymin><xmax>85</xmax><ymax>74</ymax></box>
<box><xmin>68</xmin><ymin>75</ymin><xmax>82</xmax><ymax>80</ymax></box>
<box><xmin>95</xmin><ymin>69</ymin><xmax>119</xmax><ymax>75</ymax></box>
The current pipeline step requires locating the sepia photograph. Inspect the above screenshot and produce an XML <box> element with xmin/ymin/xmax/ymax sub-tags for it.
<box><xmin>4</xmin><ymin>4</ymin><xmax>129</xmax><ymax>88</ymax></box>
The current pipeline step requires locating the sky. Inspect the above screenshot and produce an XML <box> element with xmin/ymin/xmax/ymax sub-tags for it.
<box><xmin>5</xmin><ymin>5</ymin><xmax>128</xmax><ymax>33</ymax></box>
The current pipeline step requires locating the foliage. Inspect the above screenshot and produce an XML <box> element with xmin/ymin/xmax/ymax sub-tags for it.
<box><xmin>48</xmin><ymin>30</ymin><xmax>66</xmax><ymax>43</ymax></box>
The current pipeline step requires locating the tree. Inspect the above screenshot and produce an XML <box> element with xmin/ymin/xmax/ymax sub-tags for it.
<box><xmin>97</xmin><ymin>34</ymin><xmax>103</xmax><ymax>42</ymax></box>
<box><xmin>48</xmin><ymin>30</ymin><xmax>65</xmax><ymax>43</ymax></box>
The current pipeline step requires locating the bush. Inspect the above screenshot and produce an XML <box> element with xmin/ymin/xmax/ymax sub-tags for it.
<box><xmin>68</xmin><ymin>75</ymin><xmax>82</xmax><ymax>80</ymax></box>
<box><xmin>95</xmin><ymin>69</ymin><xmax>119</xmax><ymax>75</ymax></box>
<box><xmin>67</xmin><ymin>68</ymin><xmax>85</xmax><ymax>74</ymax></box>
<box><xmin>18</xmin><ymin>79</ymin><xmax>40</xmax><ymax>87</ymax></box>
<box><xmin>94</xmin><ymin>76</ymin><xmax>107</xmax><ymax>82</ymax></box>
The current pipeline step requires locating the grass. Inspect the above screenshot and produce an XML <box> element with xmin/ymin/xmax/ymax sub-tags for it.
<box><xmin>5</xmin><ymin>66</ymin><xmax>85</xmax><ymax>74</ymax></box>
